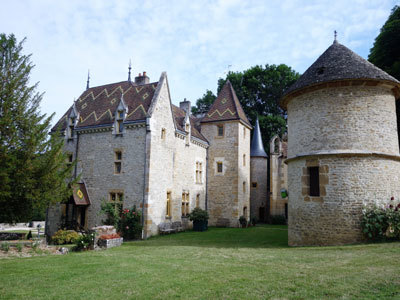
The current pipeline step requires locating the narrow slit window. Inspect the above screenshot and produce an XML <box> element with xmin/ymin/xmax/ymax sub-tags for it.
<box><xmin>243</xmin><ymin>181</ymin><xmax>246</xmax><ymax>193</ymax></box>
<box><xmin>196</xmin><ymin>194</ymin><xmax>200</xmax><ymax>208</ymax></box>
<box><xmin>181</xmin><ymin>192</ymin><xmax>189</xmax><ymax>217</ymax></box>
<box><xmin>217</xmin><ymin>162</ymin><xmax>223</xmax><ymax>173</ymax></box>
<box><xmin>161</xmin><ymin>128</ymin><xmax>166</xmax><ymax>140</ymax></box>
<box><xmin>243</xmin><ymin>154</ymin><xmax>246</xmax><ymax>166</ymax></box>
<box><xmin>114</xmin><ymin>151</ymin><xmax>122</xmax><ymax>174</ymax></box>
<box><xmin>217</xmin><ymin>125</ymin><xmax>224</xmax><ymax>137</ymax></box>
<box><xmin>309</xmin><ymin>167</ymin><xmax>320</xmax><ymax>197</ymax></box>
<box><xmin>67</xmin><ymin>153</ymin><xmax>73</xmax><ymax>167</ymax></box>
<box><xmin>166</xmin><ymin>192</ymin><xmax>171</xmax><ymax>217</ymax></box>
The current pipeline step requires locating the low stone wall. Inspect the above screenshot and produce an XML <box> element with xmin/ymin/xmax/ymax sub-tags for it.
<box><xmin>97</xmin><ymin>237</ymin><xmax>123</xmax><ymax>249</ymax></box>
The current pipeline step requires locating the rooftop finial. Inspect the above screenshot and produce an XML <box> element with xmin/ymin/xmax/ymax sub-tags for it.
<box><xmin>86</xmin><ymin>70</ymin><xmax>90</xmax><ymax>90</ymax></box>
<box><xmin>128</xmin><ymin>59</ymin><xmax>132</xmax><ymax>82</ymax></box>
<box><xmin>334</xmin><ymin>30</ymin><xmax>337</xmax><ymax>43</ymax></box>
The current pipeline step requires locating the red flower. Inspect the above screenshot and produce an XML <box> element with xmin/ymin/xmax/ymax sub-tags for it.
<box><xmin>389</xmin><ymin>204</ymin><xmax>393</xmax><ymax>209</ymax></box>
<box><xmin>391</xmin><ymin>196</ymin><xmax>395</xmax><ymax>201</ymax></box>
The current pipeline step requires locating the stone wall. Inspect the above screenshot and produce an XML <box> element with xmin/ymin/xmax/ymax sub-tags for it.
<box><xmin>202</xmin><ymin>121</ymin><xmax>250</xmax><ymax>227</ymax></box>
<box><xmin>250</xmin><ymin>157</ymin><xmax>268</xmax><ymax>221</ymax></box>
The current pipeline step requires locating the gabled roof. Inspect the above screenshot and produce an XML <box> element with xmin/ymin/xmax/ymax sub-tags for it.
<box><xmin>201</xmin><ymin>80</ymin><xmax>251</xmax><ymax>127</ymax></box>
<box><xmin>52</xmin><ymin>80</ymin><xmax>158</xmax><ymax>131</ymax></box>
<box><xmin>250</xmin><ymin>117</ymin><xmax>267</xmax><ymax>158</ymax></box>
<box><xmin>171</xmin><ymin>105</ymin><xmax>208</xmax><ymax>143</ymax></box>
<box><xmin>281</xmin><ymin>40</ymin><xmax>400</xmax><ymax>107</ymax></box>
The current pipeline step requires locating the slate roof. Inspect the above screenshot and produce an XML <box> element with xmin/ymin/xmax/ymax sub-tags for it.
<box><xmin>283</xmin><ymin>40</ymin><xmax>400</xmax><ymax>100</ymax></box>
<box><xmin>171</xmin><ymin>105</ymin><xmax>208</xmax><ymax>142</ymax></box>
<box><xmin>250</xmin><ymin>117</ymin><xmax>267</xmax><ymax>157</ymax></box>
<box><xmin>201</xmin><ymin>80</ymin><xmax>252</xmax><ymax>127</ymax></box>
<box><xmin>52</xmin><ymin>81</ymin><xmax>158</xmax><ymax>131</ymax></box>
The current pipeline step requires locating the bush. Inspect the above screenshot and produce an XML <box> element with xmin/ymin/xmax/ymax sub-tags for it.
<box><xmin>361</xmin><ymin>199</ymin><xmax>400</xmax><ymax>241</ymax></box>
<box><xmin>271</xmin><ymin>215</ymin><xmax>287</xmax><ymax>225</ymax></box>
<box><xmin>1</xmin><ymin>242</ymin><xmax>9</xmax><ymax>252</ymax></box>
<box><xmin>51</xmin><ymin>230</ymin><xmax>79</xmax><ymax>245</ymax></box>
<box><xmin>189</xmin><ymin>207</ymin><xmax>209</xmax><ymax>222</ymax></box>
<box><xmin>239</xmin><ymin>216</ymin><xmax>247</xmax><ymax>227</ymax></box>
<box><xmin>16</xmin><ymin>243</ymin><xmax>23</xmax><ymax>252</ymax></box>
<box><xmin>251</xmin><ymin>217</ymin><xmax>257</xmax><ymax>226</ymax></box>
<box><xmin>119</xmin><ymin>207</ymin><xmax>142</xmax><ymax>240</ymax></box>
<box><xmin>73</xmin><ymin>232</ymin><xmax>95</xmax><ymax>251</ymax></box>
<box><xmin>99</xmin><ymin>201</ymin><xmax>120</xmax><ymax>227</ymax></box>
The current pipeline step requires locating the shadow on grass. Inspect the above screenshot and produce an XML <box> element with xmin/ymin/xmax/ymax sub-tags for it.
<box><xmin>129</xmin><ymin>225</ymin><xmax>289</xmax><ymax>249</ymax></box>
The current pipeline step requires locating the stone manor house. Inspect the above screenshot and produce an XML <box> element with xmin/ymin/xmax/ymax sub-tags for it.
<box><xmin>46</xmin><ymin>71</ymin><xmax>279</xmax><ymax>238</ymax></box>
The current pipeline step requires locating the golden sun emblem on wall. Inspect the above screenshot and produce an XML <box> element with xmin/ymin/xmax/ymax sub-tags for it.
<box><xmin>77</xmin><ymin>189</ymin><xmax>84</xmax><ymax>199</ymax></box>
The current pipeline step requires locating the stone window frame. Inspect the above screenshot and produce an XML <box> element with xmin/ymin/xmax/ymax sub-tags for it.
<box><xmin>161</xmin><ymin>128</ymin><xmax>166</xmax><ymax>140</ymax></box>
<box><xmin>115</xmin><ymin>109</ymin><xmax>125</xmax><ymax>135</ymax></box>
<box><xmin>66</xmin><ymin>153</ymin><xmax>73</xmax><ymax>167</ymax></box>
<box><xmin>181</xmin><ymin>192</ymin><xmax>190</xmax><ymax>217</ymax></box>
<box><xmin>196</xmin><ymin>194</ymin><xmax>200</xmax><ymax>208</ymax></box>
<box><xmin>251</xmin><ymin>182</ymin><xmax>258</xmax><ymax>188</ymax></box>
<box><xmin>114</xmin><ymin>149</ymin><xmax>122</xmax><ymax>174</ymax></box>
<box><xmin>243</xmin><ymin>181</ymin><xmax>246</xmax><ymax>193</ymax></box>
<box><xmin>243</xmin><ymin>154</ymin><xmax>246</xmax><ymax>166</ymax></box>
<box><xmin>166</xmin><ymin>191</ymin><xmax>172</xmax><ymax>218</ymax></box>
<box><xmin>109</xmin><ymin>191</ymin><xmax>124</xmax><ymax>216</ymax></box>
<box><xmin>195</xmin><ymin>162</ymin><xmax>203</xmax><ymax>184</ymax></box>
<box><xmin>67</xmin><ymin>116</ymin><xmax>76</xmax><ymax>140</ymax></box>
<box><xmin>301</xmin><ymin>159</ymin><xmax>328</xmax><ymax>203</ymax></box>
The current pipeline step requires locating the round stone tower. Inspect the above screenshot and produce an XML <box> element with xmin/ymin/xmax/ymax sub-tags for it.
<box><xmin>280</xmin><ymin>38</ymin><xmax>400</xmax><ymax>246</ymax></box>
<box><xmin>250</xmin><ymin>117</ymin><xmax>268</xmax><ymax>222</ymax></box>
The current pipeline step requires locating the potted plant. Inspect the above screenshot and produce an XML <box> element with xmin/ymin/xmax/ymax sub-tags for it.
<box><xmin>239</xmin><ymin>215</ymin><xmax>247</xmax><ymax>228</ymax></box>
<box><xmin>189</xmin><ymin>207</ymin><xmax>209</xmax><ymax>232</ymax></box>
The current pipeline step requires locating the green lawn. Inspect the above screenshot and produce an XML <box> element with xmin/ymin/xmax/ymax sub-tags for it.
<box><xmin>1</xmin><ymin>225</ymin><xmax>399</xmax><ymax>299</ymax></box>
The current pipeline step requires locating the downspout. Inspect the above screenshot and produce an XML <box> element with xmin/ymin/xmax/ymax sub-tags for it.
<box><xmin>141</xmin><ymin>118</ymin><xmax>151</xmax><ymax>238</ymax></box>
<box><xmin>205</xmin><ymin>146</ymin><xmax>209</xmax><ymax>211</ymax></box>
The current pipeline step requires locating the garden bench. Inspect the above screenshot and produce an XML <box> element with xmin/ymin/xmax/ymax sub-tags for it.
<box><xmin>159</xmin><ymin>222</ymin><xmax>176</xmax><ymax>234</ymax></box>
<box><xmin>172</xmin><ymin>221</ymin><xmax>184</xmax><ymax>232</ymax></box>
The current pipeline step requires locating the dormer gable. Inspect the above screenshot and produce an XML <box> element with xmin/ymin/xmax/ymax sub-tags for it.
<box><xmin>113</xmin><ymin>95</ymin><xmax>128</xmax><ymax>135</ymax></box>
<box><xmin>66</xmin><ymin>103</ymin><xmax>79</xmax><ymax>139</ymax></box>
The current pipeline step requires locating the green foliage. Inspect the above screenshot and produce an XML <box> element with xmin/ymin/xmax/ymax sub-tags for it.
<box><xmin>51</xmin><ymin>229</ymin><xmax>79</xmax><ymax>245</ymax></box>
<box><xmin>270</xmin><ymin>215</ymin><xmax>287</xmax><ymax>225</ymax></box>
<box><xmin>119</xmin><ymin>207</ymin><xmax>142</xmax><ymax>240</ymax></box>
<box><xmin>1</xmin><ymin>242</ymin><xmax>9</xmax><ymax>252</ymax></box>
<box><xmin>73</xmin><ymin>232</ymin><xmax>95</xmax><ymax>251</ymax></box>
<box><xmin>16</xmin><ymin>243</ymin><xmax>22</xmax><ymax>252</ymax></box>
<box><xmin>361</xmin><ymin>201</ymin><xmax>400</xmax><ymax>241</ymax></box>
<box><xmin>99</xmin><ymin>201</ymin><xmax>120</xmax><ymax>227</ymax></box>
<box><xmin>188</xmin><ymin>207</ymin><xmax>209</xmax><ymax>222</ymax></box>
<box><xmin>368</xmin><ymin>6</ymin><xmax>400</xmax><ymax>80</ymax></box>
<box><xmin>26</xmin><ymin>230</ymin><xmax>32</xmax><ymax>240</ymax></box>
<box><xmin>251</xmin><ymin>217</ymin><xmax>257</xmax><ymax>226</ymax></box>
<box><xmin>191</xmin><ymin>90</ymin><xmax>216</xmax><ymax>115</ymax></box>
<box><xmin>0</xmin><ymin>33</ymin><xmax>76</xmax><ymax>223</ymax></box>
<box><xmin>239</xmin><ymin>215</ymin><xmax>247</xmax><ymax>227</ymax></box>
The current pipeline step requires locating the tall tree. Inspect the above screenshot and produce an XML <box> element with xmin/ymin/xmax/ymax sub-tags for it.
<box><xmin>217</xmin><ymin>64</ymin><xmax>300</xmax><ymax>147</ymax></box>
<box><xmin>0</xmin><ymin>33</ymin><xmax>74</xmax><ymax>223</ymax></box>
<box><xmin>368</xmin><ymin>5</ymin><xmax>400</xmax><ymax>80</ymax></box>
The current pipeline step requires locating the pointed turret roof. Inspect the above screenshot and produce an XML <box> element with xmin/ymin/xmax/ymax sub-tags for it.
<box><xmin>250</xmin><ymin>117</ymin><xmax>267</xmax><ymax>157</ymax></box>
<box><xmin>281</xmin><ymin>40</ymin><xmax>400</xmax><ymax>108</ymax></box>
<box><xmin>201</xmin><ymin>80</ymin><xmax>252</xmax><ymax>127</ymax></box>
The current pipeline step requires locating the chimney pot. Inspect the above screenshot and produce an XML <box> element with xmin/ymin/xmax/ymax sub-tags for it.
<box><xmin>135</xmin><ymin>72</ymin><xmax>150</xmax><ymax>85</ymax></box>
<box><xmin>179</xmin><ymin>99</ymin><xmax>191</xmax><ymax>114</ymax></box>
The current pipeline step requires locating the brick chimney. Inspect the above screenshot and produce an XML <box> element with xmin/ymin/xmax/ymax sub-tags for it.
<box><xmin>179</xmin><ymin>98</ymin><xmax>191</xmax><ymax>114</ymax></box>
<box><xmin>135</xmin><ymin>71</ymin><xmax>150</xmax><ymax>85</ymax></box>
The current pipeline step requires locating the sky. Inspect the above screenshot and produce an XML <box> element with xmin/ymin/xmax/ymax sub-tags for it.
<box><xmin>1</xmin><ymin>0</ymin><xmax>398</xmax><ymax>126</ymax></box>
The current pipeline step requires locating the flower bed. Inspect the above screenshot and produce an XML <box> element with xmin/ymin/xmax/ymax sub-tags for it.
<box><xmin>97</xmin><ymin>233</ymin><xmax>123</xmax><ymax>249</ymax></box>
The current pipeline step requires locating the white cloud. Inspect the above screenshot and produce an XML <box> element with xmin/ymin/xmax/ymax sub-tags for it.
<box><xmin>0</xmin><ymin>0</ymin><xmax>397</xmax><ymax>124</ymax></box>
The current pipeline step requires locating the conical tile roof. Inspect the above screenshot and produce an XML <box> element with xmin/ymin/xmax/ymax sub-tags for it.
<box><xmin>250</xmin><ymin>117</ymin><xmax>267</xmax><ymax>157</ymax></box>
<box><xmin>201</xmin><ymin>80</ymin><xmax>251</xmax><ymax>127</ymax></box>
<box><xmin>281</xmin><ymin>40</ymin><xmax>400</xmax><ymax>107</ymax></box>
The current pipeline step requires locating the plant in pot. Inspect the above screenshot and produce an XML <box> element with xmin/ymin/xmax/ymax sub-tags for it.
<box><xmin>189</xmin><ymin>207</ymin><xmax>209</xmax><ymax>232</ymax></box>
<box><xmin>239</xmin><ymin>215</ymin><xmax>247</xmax><ymax>228</ymax></box>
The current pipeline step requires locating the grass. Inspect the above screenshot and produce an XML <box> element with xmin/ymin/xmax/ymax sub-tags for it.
<box><xmin>0</xmin><ymin>225</ymin><xmax>399</xmax><ymax>299</ymax></box>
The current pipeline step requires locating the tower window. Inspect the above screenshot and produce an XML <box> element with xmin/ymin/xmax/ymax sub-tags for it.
<box><xmin>309</xmin><ymin>167</ymin><xmax>320</xmax><ymax>197</ymax></box>
<box><xmin>166</xmin><ymin>192</ymin><xmax>171</xmax><ymax>217</ymax></box>
<box><xmin>217</xmin><ymin>162</ymin><xmax>223</xmax><ymax>173</ymax></box>
<box><xmin>217</xmin><ymin>125</ymin><xmax>224</xmax><ymax>136</ymax></box>
<box><xmin>182</xmin><ymin>192</ymin><xmax>189</xmax><ymax>217</ymax></box>
<box><xmin>161</xmin><ymin>128</ymin><xmax>166</xmax><ymax>140</ymax></box>
<box><xmin>196</xmin><ymin>162</ymin><xmax>203</xmax><ymax>183</ymax></box>
<box><xmin>114</xmin><ymin>150</ymin><xmax>122</xmax><ymax>174</ymax></box>
<box><xmin>243</xmin><ymin>181</ymin><xmax>246</xmax><ymax>193</ymax></box>
<box><xmin>196</xmin><ymin>194</ymin><xmax>200</xmax><ymax>208</ymax></box>
<box><xmin>243</xmin><ymin>154</ymin><xmax>246</xmax><ymax>166</ymax></box>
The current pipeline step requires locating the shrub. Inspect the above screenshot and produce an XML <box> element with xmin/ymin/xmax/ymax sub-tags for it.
<box><xmin>251</xmin><ymin>217</ymin><xmax>257</xmax><ymax>226</ymax></box>
<box><xmin>119</xmin><ymin>207</ymin><xmax>142</xmax><ymax>240</ymax></box>
<box><xmin>1</xmin><ymin>242</ymin><xmax>9</xmax><ymax>252</ymax></box>
<box><xmin>189</xmin><ymin>207</ymin><xmax>209</xmax><ymax>222</ymax></box>
<box><xmin>361</xmin><ymin>199</ymin><xmax>400</xmax><ymax>241</ymax></box>
<box><xmin>239</xmin><ymin>216</ymin><xmax>247</xmax><ymax>227</ymax></box>
<box><xmin>271</xmin><ymin>215</ymin><xmax>287</xmax><ymax>225</ymax></box>
<box><xmin>16</xmin><ymin>243</ymin><xmax>23</xmax><ymax>252</ymax></box>
<box><xmin>51</xmin><ymin>230</ymin><xmax>79</xmax><ymax>245</ymax></box>
<box><xmin>99</xmin><ymin>201</ymin><xmax>120</xmax><ymax>227</ymax></box>
<box><xmin>73</xmin><ymin>232</ymin><xmax>95</xmax><ymax>251</ymax></box>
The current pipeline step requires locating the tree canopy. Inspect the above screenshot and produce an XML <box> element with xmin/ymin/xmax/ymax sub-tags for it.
<box><xmin>0</xmin><ymin>33</ymin><xmax>74</xmax><ymax>223</ymax></box>
<box><xmin>368</xmin><ymin>5</ymin><xmax>400</xmax><ymax>80</ymax></box>
<box><xmin>192</xmin><ymin>64</ymin><xmax>300</xmax><ymax>147</ymax></box>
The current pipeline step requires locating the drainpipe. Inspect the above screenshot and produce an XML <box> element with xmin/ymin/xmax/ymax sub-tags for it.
<box><xmin>205</xmin><ymin>147</ymin><xmax>209</xmax><ymax>211</ymax></box>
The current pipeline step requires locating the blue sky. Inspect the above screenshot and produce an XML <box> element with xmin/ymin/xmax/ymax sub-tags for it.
<box><xmin>1</xmin><ymin>0</ymin><xmax>398</xmax><ymax>125</ymax></box>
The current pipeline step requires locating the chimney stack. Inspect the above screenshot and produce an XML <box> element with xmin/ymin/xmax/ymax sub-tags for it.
<box><xmin>135</xmin><ymin>71</ymin><xmax>150</xmax><ymax>85</ymax></box>
<box><xmin>179</xmin><ymin>98</ymin><xmax>191</xmax><ymax>114</ymax></box>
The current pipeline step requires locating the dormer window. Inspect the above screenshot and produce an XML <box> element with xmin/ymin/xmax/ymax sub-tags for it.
<box><xmin>114</xmin><ymin>96</ymin><xmax>128</xmax><ymax>135</ymax></box>
<box><xmin>185</xmin><ymin>123</ymin><xmax>189</xmax><ymax>132</ymax></box>
<box><xmin>116</xmin><ymin>110</ymin><xmax>124</xmax><ymax>134</ymax></box>
<box><xmin>68</xmin><ymin>116</ymin><xmax>76</xmax><ymax>139</ymax></box>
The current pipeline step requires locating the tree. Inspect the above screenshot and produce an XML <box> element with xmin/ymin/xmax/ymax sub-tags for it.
<box><xmin>368</xmin><ymin>5</ymin><xmax>400</xmax><ymax>80</ymax></box>
<box><xmin>217</xmin><ymin>64</ymin><xmax>300</xmax><ymax>147</ymax></box>
<box><xmin>0</xmin><ymin>33</ymin><xmax>74</xmax><ymax>223</ymax></box>
<box><xmin>191</xmin><ymin>90</ymin><xmax>216</xmax><ymax>115</ymax></box>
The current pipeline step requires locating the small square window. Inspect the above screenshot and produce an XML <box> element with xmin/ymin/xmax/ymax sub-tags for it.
<box><xmin>217</xmin><ymin>125</ymin><xmax>224</xmax><ymax>137</ymax></box>
<box><xmin>115</xmin><ymin>151</ymin><xmax>122</xmax><ymax>161</ymax></box>
<box><xmin>217</xmin><ymin>162</ymin><xmax>223</xmax><ymax>173</ymax></box>
<box><xmin>114</xmin><ymin>162</ymin><xmax>122</xmax><ymax>174</ymax></box>
<box><xmin>252</xmin><ymin>182</ymin><xmax>257</xmax><ymax>188</ymax></box>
